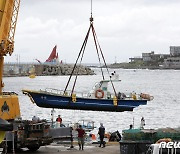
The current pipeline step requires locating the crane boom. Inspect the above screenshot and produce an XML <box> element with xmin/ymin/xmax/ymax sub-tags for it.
<box><xmin>0</xmin><ymin>0</ymin><xmax>21</xmax><ymax>120</ymax></box>
<box><xmin>0</xmin><ymin>0</ymin><xmax>20</xmax><ymax>94</ymax></box>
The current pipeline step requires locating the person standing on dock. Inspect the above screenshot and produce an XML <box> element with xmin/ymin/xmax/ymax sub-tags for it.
<box><xmin>56</xmin><ymin>115</ymin><xmax>62</xmax><ymax>127</ymax></box>
<box><xmin>140</xmin><ymin>117</ymin><xmax>145</xmax><ymax>129</ymax></box>
<box><xmin>98</xmin><ymin>123</ymin><xmax>105</xmax><ymax>148</ymax></box>
<box><xmin>76</xmin><ymin>125</ymin><xmax>85</xmax><ymax>150</ymax></box>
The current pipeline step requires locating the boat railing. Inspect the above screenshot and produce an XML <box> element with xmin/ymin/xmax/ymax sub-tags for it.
<box><xmin>115</xmin><ymin>92</ymin><xmax>146</xmax><ymax>100</ymax></box>
<box><xmin>44</xmin><ymin>88</ymin><xmax>91</xmax><ymax>98</ymax></box>
<box><xmin>73</xmin><ymin>91</ymin><xmax>93</xmax><ymax>98</ymax></box>
<box><xmin>44</xmin><ymin>88</ymin><xmax>65</xmax><ymax>95</ymax></box>
<box><xmin>44</xmin><ymin>88</ymin><xmax>148</xmax><ymax>100</ymax></box>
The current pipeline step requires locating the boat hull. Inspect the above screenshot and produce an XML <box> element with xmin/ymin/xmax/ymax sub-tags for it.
<box><xmin>23</xmin><ymin>90</ymin><xmax>147</xmax><ymax>112</ymax></box>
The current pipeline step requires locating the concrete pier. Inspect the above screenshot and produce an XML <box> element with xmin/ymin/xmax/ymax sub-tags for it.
<box><xmin>15</xmin><ymin>143</ymin><xmax>119</xmax><ymax>154</ymax></box>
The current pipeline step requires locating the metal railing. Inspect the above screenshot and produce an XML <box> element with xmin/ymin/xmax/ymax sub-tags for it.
<box><xmin>43</xmin><ymin>88</ymin><xmax>147</xmax><ymax>101</ymax></box>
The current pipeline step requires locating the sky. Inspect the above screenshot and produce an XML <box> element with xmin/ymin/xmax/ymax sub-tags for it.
<box><xmin>5</xmin><ymin>0</ymin><xmax>180</xmax><ymax>63</ymax></box>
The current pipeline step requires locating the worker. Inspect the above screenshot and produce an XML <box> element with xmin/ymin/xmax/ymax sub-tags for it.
<box><xmin>56</xmin><ymin>115</ymin><xmax>62</xmax><ymax>127</ymax></box>
<box><xmin>76</xmin><ymin>125</ymin><xmax>85</xmax><ymax>150</ymax></box>
<box><xmin>56</xmin><ymin>115</ymin><xmax>62</xmax><ymax>123</ymax></box>
<box><xmin>129</xmin><ymin>124</ymin><xmax>133</xmax><ymax>129</ymax></box>
<box><xmin>140</xmin><ymin>117</ymin><xmax>145</xmax><ymax>129</ymax></box>
<box><xmin>32</xmin><ymin>115</ymin><xmax>40</xmax><ymax>123</ymax></box>
<box><xmin>98</xmin><ymin>123</ymin><xmax>105</xmax><ymax>148</ymax></box>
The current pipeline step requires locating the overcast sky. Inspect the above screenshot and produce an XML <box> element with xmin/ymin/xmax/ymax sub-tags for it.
<box><xmin>5</xmin><ymin>0</ymin><xmax>180</xmax><ymax>63</ymax></box>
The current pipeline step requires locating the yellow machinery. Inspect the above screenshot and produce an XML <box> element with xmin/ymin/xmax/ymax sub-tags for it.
<box><xmin>0</xmin><ymin>0</ymin><xmax>21</xmax><ymax>120</ymax></box>
<box><xmin>0</xmin><ymin>2</ymin><xmax>53</xmax><ymax>150</ymax></box>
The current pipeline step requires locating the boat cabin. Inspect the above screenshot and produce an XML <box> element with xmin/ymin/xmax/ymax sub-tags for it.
<box><xmin>89</xmin><ymin>78</ymin><xmax>121</xmax><ymax>99</ymax></box>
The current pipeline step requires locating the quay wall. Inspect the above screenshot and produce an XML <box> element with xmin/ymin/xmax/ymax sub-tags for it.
<box><xmin>3</xmin><ymin>63</ymin><xmax>95</xmax><ymax>77</ymax></box>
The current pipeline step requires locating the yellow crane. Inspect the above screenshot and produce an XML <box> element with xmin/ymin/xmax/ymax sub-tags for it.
<box><xmin>0</xmin><ymin>0</ymin><xmax>21</xmax><ymax>120</ymax></box>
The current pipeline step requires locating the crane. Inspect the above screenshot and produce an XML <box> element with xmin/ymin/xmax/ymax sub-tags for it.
<box><xmin>0</xmin><ymin>3</ymin><xmax>53</xmax><ymax>152</ymax></box>
<box><xmin>0</xmin><ymin>0</ymin><xmax>21</xmax><ymax>120</ymax></box>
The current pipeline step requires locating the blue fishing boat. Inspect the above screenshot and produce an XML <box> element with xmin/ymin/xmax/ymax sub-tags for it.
<box><xmin>22</xmin><ymin>78</ymin><xmax>152</xmax><ymax>112</ymax></box>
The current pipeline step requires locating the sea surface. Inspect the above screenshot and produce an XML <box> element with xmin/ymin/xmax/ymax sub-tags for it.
<box><xmin>3</xmin><ymin>68</ymin><xmax>180</xmax><ymax>134</ymax></box>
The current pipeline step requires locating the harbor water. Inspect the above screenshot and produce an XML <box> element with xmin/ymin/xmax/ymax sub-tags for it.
<box><xmin>3</xmin><ymin>68</ymin><xmax>180</xmax><ymax>133</ymax></box>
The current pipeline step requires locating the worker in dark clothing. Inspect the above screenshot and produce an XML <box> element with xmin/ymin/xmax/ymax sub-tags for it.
<box><xmin>98</xmin><ymin>123</ymin><xmax>105</xmax><ymax>148</ymax></box>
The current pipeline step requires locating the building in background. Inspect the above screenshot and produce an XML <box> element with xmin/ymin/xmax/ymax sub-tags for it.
<box><xmin>170</xmin><ymin>46</ymin><xmax>180</xmax><ymax>56</ymax></box>
<box><xmin>163</xmin><ymin>57</ymin><xmax>180</xmax><ymax>69</ymax></box>
<box><xmin>128</xmin><ymin>46</ymin><xmax>180</xmax><ymax>69</ymax></box>
<box><xmin>129</xmin><ymin>57</ymin><xmax>143</xmax><ymax>62</ymax></box>
<box><xmin>142</xmin><ymin>51</ymin><xmax>169</xmax><ymax>62</ymax></box>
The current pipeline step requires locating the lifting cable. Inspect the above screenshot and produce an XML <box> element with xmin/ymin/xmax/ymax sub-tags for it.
<box><xmin>64</xmin><ymin>2</ymin><xmax>117</xmax><ymax>97</ymax></box>
<box><xmin>64</xmin><ymin>25</ymin><xmax>91</xmax><ymax>94</ymax></box>
<box><xmin>71</xmin><ymin>25</ymin><xmax>91</xmax><ymax>95</ymax></box>
<box><xmin>91</xmin><ymin>22</ymin><xmax>105</xmax><ymax>80</ymax></box>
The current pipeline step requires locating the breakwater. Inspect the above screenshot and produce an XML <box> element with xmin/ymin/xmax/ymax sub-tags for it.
<box><xmin>3</xmin><ymin>63</ymin><xmax>95</xmax><ymax>77</ymax></box>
